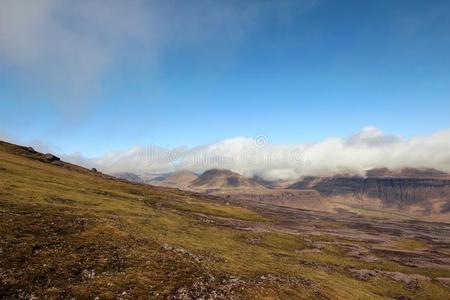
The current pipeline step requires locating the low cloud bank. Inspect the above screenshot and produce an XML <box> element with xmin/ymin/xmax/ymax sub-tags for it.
<box><xmin>59</xmin><ymin>127</ymin><xmax>450</xmax><ymax>180</ymax></box>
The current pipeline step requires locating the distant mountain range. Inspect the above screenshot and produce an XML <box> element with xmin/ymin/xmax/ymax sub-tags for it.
<box><xmin>114</xmin><ymin>168</ymin><xmax>271</xmax><ymax>190</ymax></box>
<box><xmin>111</xmin><ymin>167</ymin><xmax>450</xmax><ymax>221</ymax></box>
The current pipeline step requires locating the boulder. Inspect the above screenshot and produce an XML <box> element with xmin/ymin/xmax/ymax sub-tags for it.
<box><xmin>25</xmin><ymin>146</ymin><xmax>36</xmax><ymax>153</ymax></box>
<box><xmin>44</xmin><ymin>153</ymin><xmax>60</xmax><ymax>162</ymax></box>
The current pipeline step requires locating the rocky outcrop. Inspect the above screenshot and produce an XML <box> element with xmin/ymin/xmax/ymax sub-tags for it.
<box><xmin>364</xmin><ymin>177</ymin><xmax>449</xmax><ymax>207</ymax></box>
<box><xmin>289</xmin><ymin>168</ymin><xmax>450</xmax><ymax>209</ymax></box>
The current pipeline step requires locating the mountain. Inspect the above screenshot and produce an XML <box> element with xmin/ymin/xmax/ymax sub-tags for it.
<box><xmin>140</xmin><ymin>172</ymin><xmax>172</xmax><ymax>184</ymax></box>
<box><xmin>152</xmin><ymin>170</ymin><xmax>199</xmax><ymax>188</ymax></box>
<box><xmin>139</xmin><ymin>167</ymin><xmax>450</xmax><ymax>219</ymax></box>
<box><xmin>365</xmin><ymin>167</ymin><xmax>450</xmax><ymax>178</ymax></box>
<box><xmin>251</xmin><ymin>176</ymin><xmax>297</xmax><ymax>189</ymax></box>
<box><xmin>190</xmin><ymin>169</ymin><xmax>265</xmax><ymax>190</ymax></box>
<box><xmin>289</xmin><ymin>168</ymin><xmax>450</xmax><ymax>217</ymax></box>
<box><xmin>111</xmin><ymin>172</ymin><xmax>144</xmax><ymax>183</ymax></box>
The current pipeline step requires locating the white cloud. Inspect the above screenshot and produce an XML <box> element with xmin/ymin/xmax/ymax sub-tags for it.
<box><xmin>60</xmin><ymin>127</ymin><xmax>450</xmax><ymax>180</ymax></box>
<box><xmin>0</xmin><ymin>0</ymin><xmax>153</xmax><ymax>105</ymax></box>
<box><xmin>0</xmin><ymin>0</ymin><xmax>317</xmax><ymax>106</ymax></box>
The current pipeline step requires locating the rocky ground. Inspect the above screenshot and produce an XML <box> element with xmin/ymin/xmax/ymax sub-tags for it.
<box><xmin>190</xmin><ymin>196</ymin><xmax>450</xmax><ymax>297</ymax></box>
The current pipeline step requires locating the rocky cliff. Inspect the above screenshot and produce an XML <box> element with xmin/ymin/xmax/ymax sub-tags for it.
<box><xmin>289</xmin><ymin>169</ymin><xmax>450</xmax><ymax>211</ymax></box>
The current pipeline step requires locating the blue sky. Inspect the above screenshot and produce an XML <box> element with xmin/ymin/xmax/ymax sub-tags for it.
<box><xmin>1</xmin><ymin>0</ymin><xmax>450</xmax><ymax>157</ymax></box>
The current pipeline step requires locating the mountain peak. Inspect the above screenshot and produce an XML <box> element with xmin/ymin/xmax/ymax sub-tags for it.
<box><xmin>190</xmin><ymin>169</ymin><xmax>264</xmax><ymax>189</ymax></box>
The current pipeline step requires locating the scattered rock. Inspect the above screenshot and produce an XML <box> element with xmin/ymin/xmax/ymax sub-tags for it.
<box><xmin>25</xmin><ymin>146</ymin><xmax>36</xmax><ymax>153</ymax></box>
<box><xmin>330</xmin><ymin>242</ymin><xmax>381</xmax><ymax>262</ymax></box>
<box><xmin>246</xmin><ymin>236</ymin><xmax>261</xmax><ymax>245</ymax></box>
<box><xmin>436</xmin><ymin>277</ymin><xmax>450</xmax><ymax>288</ymax></box>
<box><xmin>349</xmin><ymin>268</ymin><xmax>377</xmax><ymax>281</ymax></box>
<box><xmin>257</xmin><ymin>273</ymin><xmax>316</xmax><ymax>287</ymax></box>
<box><xmin>349</xmin><ymin>269</ymin><xmax>430</xmax><ymax>290</ymax></box>
<box><xmin>172</xmin><ymin>273</ymin><xmax>316</xmax><ymax>300</ymax></box>
<box><xmin>44</xmin><ymin>153</ymin><xmax>60</xmax><ymax>162</ymax></box>
<box><xmin>310</xmin><ymin>243</ymin><xmax>325</xmax><ymax>250</ymax></box>
<box><xmin>359</xmin><ymin>255</ymin><xmax>380</xmax><ymax>262</ymax></box>
<box><xmin>161</xmin><ymin>243</ymin><xmax>201</xmax><ymax>263</ymax></box>
<box><xmin>201</xmin><ymin>217</ymin><xmax>215</xmax><ymax>224</ymax></box>
<box><xmin>45</xmin><ymin>196</ymin><xmax>76</xmax><ymax>206</ymax></box>
<box><xmin>91</xmin><ymin>168</ymin><xmax>98</xmax><ymax>172</ymax></box>
<box><xmin>81</xmin><ymin>269</ymin><xmax>96</xmax><ymax>280</ymax></box>
<box><xmin>381</xmin><ymin>271</ymin><xmax>429</xmax><ymax>290</ymax></box>
<box><xmin>52</xmin><ymin>160</ymin><xmax>64</xmax><ymax>166</ymax></box>
<box><xmin>299</xmin><ymin>260</ymin><xmax>335</xmax><ymax>272</ymax></box>
<box><xmin>349</xmin><ymin>268</ymin><xmax>429</xmax><ymax>290</ymax></box>
<box><xmin>172</xmin><ymin>275</ymin><xmax>244</xmax><ymax>300</ymax></box>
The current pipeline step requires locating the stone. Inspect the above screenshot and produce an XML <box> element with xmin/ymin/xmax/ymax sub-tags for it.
<box><xmin>349</xmin><ymin>268</ymin><xmax>377</xmax><ymax>281</ymax></box>
<box><xmin>26</xmin><ymin>146</ymin><xmax>36</xmax><ymax>153</ymax></box>
<box><xmin>44</xmin><ymin>153</ymin><xmax>60</xmax><ymax>162</ymax></box>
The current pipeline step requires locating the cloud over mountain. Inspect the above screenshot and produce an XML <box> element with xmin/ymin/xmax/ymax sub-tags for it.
<box><xmin>57</xmin><ymin>127</ymin><xmax>450</xmax><ymax>180</ymax></box>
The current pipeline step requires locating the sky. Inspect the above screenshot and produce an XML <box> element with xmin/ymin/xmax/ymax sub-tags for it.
<box><xmin>1</xmin><ymin>0</ymin><xmax>450</xmax><ymax>178</ymax></box>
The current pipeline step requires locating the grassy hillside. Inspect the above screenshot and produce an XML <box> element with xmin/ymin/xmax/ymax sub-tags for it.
<box><xmin>0</xmin><ymin>141</ymin><xmax>449</xmax><ymax>299</ymax></box>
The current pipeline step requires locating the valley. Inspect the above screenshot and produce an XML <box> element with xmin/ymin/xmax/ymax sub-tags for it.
<box><xmin>125</xmin><ymin>167</ymin><xmax>450</xmax><ymax>224</ymax></box>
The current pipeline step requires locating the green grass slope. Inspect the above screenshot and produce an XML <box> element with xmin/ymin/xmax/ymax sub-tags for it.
<box><xmin>0</xmin><ymin>141</ymin><xmax>449</xmax><ymax>299</ymax></box>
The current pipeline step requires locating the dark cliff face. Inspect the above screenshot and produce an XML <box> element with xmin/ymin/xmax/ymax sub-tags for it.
<box><xmin>362</xmin><ymin>178</ymin><xmax>450</xmax><ymax>206</ymax></box>
<box><xmin>289</xmin><ymin>170</ymin><xmax>450</xmax><ymax>209</ymax></box>
<box><xmin>315</xmin><ymin>177</ymin><xmax>449</xmax><ymax>205</ymax></box>
<box><xmin>304</xmin><ymin>177</ymin><xmax>366</xmax><ymax>197</ymax></box>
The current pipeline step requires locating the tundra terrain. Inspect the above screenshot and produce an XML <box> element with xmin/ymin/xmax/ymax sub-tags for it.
<box><xmin>147</xmin><ymin>167</ymin><xmax>450</xmax><ymax>223</ymax></box>
<box><xmin>1</xmin><ymin>141</ymin><xmax>450</xmax><ymax>299</ymax></box>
